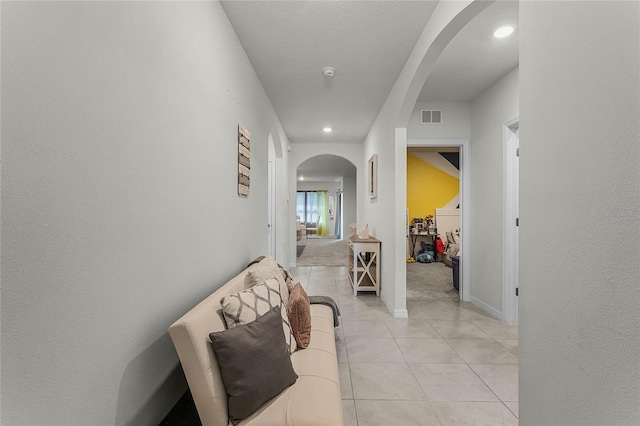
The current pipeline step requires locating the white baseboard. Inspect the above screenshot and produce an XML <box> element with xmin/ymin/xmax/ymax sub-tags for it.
<box><xmin>380</xmin><ymin>292</ymin><xmax>409</xmax><ymax>318</ymax></box>
<box><xmin>394</xmin><ymin>309</ymin><xmax>409</xmax><ymax>319</ymax></box>
<box><xmin>381</xmin><ymin>292</ymin><xmax>409</xmax><ymax>318</ymax></box>
<box><xmin>469</xmin><ymin>296</ymin><xmax>502</xmax><ymax>321</ymax></box>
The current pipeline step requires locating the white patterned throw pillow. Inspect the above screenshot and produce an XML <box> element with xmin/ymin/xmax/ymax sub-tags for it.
<box><xmin>221</xmin><ymin>278</ymin><xmax>297</xmax><ymax>353</ymax></box>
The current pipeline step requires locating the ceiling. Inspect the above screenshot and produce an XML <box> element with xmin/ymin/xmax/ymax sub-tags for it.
<box><xmin>419</xmin><ymin>0</ymin><xmax>519</xmax><ymax>102</ymax></box>
<box><xmin>221</xmin><ymin>0</ymin><xmax>437</xmax><ymax>144</ymax></box>
<box><xmin>221</xmin><ymin>0</ymin><xmax>519</xmax><ymax>181</ymax></box>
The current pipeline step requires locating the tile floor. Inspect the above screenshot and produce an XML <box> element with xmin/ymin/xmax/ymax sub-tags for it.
<box><xmin>290</xmin><ymin>265</ymin><xmax>519</xmax><ymax>426</ymax></box>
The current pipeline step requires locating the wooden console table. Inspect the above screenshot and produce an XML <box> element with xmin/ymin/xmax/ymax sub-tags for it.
<box><xmin>347</xmin><ymin>236</ymin><xmax>381</xmax><ymax>296</ymax></box>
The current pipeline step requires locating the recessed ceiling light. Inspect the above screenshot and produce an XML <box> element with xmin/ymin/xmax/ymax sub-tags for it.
<box><xmin>299</xmin><ymin>176</ymin><xmax>304</xmax><ymax>181</ymax></box>
<box><xmin>494</xmin><ymin>26</ymin><xmax>514</xmax><ymax>38</ymax></box>
<box><xmin>323</xmin><ymin>127</ymin><xmax>332</xmax><ymax>133</ymax></box>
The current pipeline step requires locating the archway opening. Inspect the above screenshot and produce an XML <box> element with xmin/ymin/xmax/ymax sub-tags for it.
<box><xmin>295</xmin><ymin>155</ymin><xmax>356</xmax><ymax>267</ymax></box>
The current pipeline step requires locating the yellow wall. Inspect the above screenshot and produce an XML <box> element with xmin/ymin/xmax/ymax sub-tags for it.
<box><xmin>407</xmin><ymin>153</ymin><xmax>459</xmax><ymax>222</ymax></box>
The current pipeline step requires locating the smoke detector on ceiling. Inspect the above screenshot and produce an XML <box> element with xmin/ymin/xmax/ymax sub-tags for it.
<box><xmin>322</xmin><ymin>67</ymin><xmax>336</xmax><ymax>78</ymax></box>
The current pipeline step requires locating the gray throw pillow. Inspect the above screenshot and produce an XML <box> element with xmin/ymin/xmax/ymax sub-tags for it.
<box><xmin>209</xmin><ymin>306</ymin><xmax>298</xmax><ymax>425</ymax></box>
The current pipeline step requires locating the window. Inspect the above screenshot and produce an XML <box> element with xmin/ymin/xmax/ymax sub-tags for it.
<box><xmin>296</xmin><ymin>191</ymin><xmax>320</xmax><ymax>224</ymax></box>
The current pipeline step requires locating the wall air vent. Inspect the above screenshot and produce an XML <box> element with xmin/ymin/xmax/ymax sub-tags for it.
<box><xmin>420</xmin><ymin>109</ymin><xmax>442</xmax><ymax>124</ymax></box>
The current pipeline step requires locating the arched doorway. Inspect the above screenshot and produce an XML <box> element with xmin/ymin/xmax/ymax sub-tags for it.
<box><xmin>387</xmin><ymin>1</ymin><xmax>497</xmax><ymax>315</ymax></box>
<box><xmin>295</xmin><ymin>155</ymin><xmax>356</xmax><ymax>267</ymax></box>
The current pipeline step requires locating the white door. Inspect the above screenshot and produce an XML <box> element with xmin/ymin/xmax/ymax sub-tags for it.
<box><xmin>503</xmin><ymin>121</ymin><xmax>519</xmax><ymax>324</ymax></box>
<box><xmin>267</xmin><ymin>160</ymin><xmax>276</xmax><ymax>257</ymax></box>
<box><xmin>514</xmin><ymin>128</ymin><xmax>519</xmax><ymax>322</ymax></box>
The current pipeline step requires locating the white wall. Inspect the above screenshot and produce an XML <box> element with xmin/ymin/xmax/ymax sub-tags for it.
<box><xmin>1</xmin><ymin>2</ymin><xmax>288</xmax><ymax>425</ymax></box>
<box><xmin>297</xmin><ymin>181</ymin><xmax>341</xmax><ymax>194</ymax></box>
<box><xmin>408</xmin><ymin>101</ymin><xmax>471</xmax><ymax>140</ymax></box>
<box><xmin>520</xmin><ymin>2</ymin><xmax>639</xmax><ymax>424</ymax></box>
<box><xmin>271</xmin><ymin>131</ymin><xmax>292</xmax><ymax>267</ymax></box>
<box><xmin>342</xmin><ymin>175</ymin><xmax>357</xmax><ymax>238</ymax></box>
<box><xmin>361</xmin><ymin>108</ymin><xmax>400</xmax><ymax>313</ymax></box>
<box><xmin>468</xmin><ymin>66</ymin><xmax>519</xmax><ymax>316</ymax></box>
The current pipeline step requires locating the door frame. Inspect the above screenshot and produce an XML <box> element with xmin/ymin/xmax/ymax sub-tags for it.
<box><xmin>267</xmin><ymin>159</ymin><xmax>276</xmax><ymax>257</ymax></box>
<box><xmin>503</xmin><ymin>118</ymin><xmax>519</xmax><ymax>324</ymax></box>
<box><xmin>407</xmin><ymin>139</ymin><xmax>470</xmax><ymax>302</ymax></box>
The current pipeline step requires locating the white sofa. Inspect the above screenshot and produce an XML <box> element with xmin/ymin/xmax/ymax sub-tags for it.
<box><xmin>169</xmin><ymin>265</ymin><xmax>343</xmax><ymax>426</ymax></box>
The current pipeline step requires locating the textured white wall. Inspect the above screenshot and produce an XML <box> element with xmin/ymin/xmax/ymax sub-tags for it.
<box><xmin>342</xmin><ymin>175</ymin><xmax>358</xmax><ymax>238</ymax></box>
<box><xmin>408</xmin><ymin>101</ymin><xmax>471</xmax><ymax>140</ymax></box>
<box><xmin>274</xmin><ymin>141</ymin><xmax>292</xmax><ymax>267</ymax></box>
<box><xmin>519</xmin><ymin>1</ymin><xmax>640</xmax><ymax>424</ymax></box>
<box><xmin>1</xmin><ymin>2</ymin><xmax>287</xmax><ymax>424</ymax></box>
<box><xmin>468</xmin><ymin>66</ymin><xmax>519</xmax><ymax>316</ymax></box>
<box><xmin>297</xmin><ymin>181</ymin><xmax>341</xmax><ymax>194</ymax></box>
<box><xmin>361</xmin><ymin>104</ymin><xmax>395</xmax><ymax>310</ymax></box>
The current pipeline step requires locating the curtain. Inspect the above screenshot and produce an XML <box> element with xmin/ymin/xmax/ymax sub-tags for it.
<box><xmin>296</xmin><ymin>191</ymin><xmax>331</xmax><ymax>235</ymax></box>
<box><xmin>317</xmin><ymin>190</ymin><xmax>327</xmax><ymax>236</ymax></box>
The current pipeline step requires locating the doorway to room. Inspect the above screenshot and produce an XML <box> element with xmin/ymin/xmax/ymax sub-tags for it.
<box><xmin>267</xmin><ymin>133</ymin><xmax>280</xmax><ymax>258</ymax></box>
<box><xmin>406</xmin><ymin>141</ymin><xmax>468</xmax><ymax>302</ymax></box>
<box><xmin>295</xmin><ymin>155</ymin><xmax>356</xmax><ymax>267</ymax></box>
<box><xmin>267</xmin><ymin>160</ymin><xmax>276</xmax><ymax>257</ymax></box>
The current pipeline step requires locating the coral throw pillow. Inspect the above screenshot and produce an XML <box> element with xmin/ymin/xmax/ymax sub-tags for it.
<box><xmin>287</xmin><ymin>283</ymin><xmax>311</xmax><ymax>349</ymax></box>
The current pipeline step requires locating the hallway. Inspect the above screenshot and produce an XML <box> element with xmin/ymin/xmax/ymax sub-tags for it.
<box><xmin>291</xmin><ymin>265</ymin><xmax>519</xmax><ymax>426</ymax></box>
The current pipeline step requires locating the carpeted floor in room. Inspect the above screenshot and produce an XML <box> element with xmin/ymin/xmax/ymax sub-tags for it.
<box><xmin>296</xmin><ymin>238</ymin><xmax>348</xmax><ymax>267</ymax></box>
<box><xmin>406</xmin><ymin>261</ymin><xmax>459</xmax><ymax>301</ymax></box>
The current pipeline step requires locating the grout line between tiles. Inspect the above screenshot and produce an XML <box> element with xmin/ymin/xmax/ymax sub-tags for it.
<box><xmin>306</xmin><ymin>264</ymin><xmax>519</xmax><ymax>425</ymax></box>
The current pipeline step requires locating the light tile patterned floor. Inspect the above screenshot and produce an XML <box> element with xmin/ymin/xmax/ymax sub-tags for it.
<box><xmin>290</xmin><ymin>265</ymin><xmax>519</xmax><ymax>426</ymax></box>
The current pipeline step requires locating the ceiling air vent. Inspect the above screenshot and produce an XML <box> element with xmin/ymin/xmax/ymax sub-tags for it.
<box><xmin>420</xmin><ymin>109</ymin><xmax>442</xmax><ymax>124</ymax></box>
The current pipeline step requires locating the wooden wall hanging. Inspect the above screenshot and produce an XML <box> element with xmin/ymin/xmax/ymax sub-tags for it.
<box><xmin>238</xmin><ymin>124</ymin><xmax>251</xmax><ymax>197</ymax></box>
